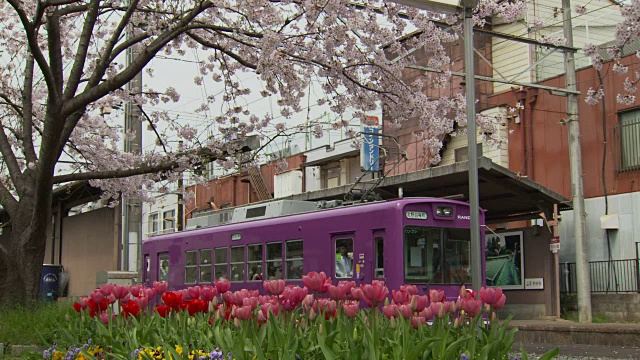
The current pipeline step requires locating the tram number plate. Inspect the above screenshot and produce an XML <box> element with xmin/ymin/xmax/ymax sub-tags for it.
<box><xmin>406</xmin><ymin>211</ymin><xmax>428</xmax><ymax>220</ymax></box>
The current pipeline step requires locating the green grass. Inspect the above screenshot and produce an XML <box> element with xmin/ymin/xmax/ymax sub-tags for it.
<box><xmin>0</xmin><ymin>299</ymin><xmax>76</xmax><ymax>347</ymax></box>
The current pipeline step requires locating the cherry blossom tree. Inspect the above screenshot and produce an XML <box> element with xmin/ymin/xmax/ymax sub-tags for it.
<box><xmin>0</xmin><ymin>0</ymin><xmax>525</xmax><ymax>303</ymax></box>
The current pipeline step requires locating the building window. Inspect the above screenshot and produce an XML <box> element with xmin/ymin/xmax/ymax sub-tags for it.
<box><xmin>163</xmin><ymin>210</ymin><xmax>175</xmax><ymax>233</ymax></box>
<box><xmin>618</xmin><ymin>111</ymin><xmax>640</xmax><ymax>172</ymax></box>
<box><xmin>454</xmin><ymin>144</ymin><xmax>483</xmax><ymax>162</ymax></box>
<box><xmin>247</xmin><ymin>244</ymin><xmax>263</xmax><ymax>281</ymax></box>
<box><xmin>230</xmin><ymin>246</ymin><xmax>245</xmax><ymax>282</ymax></box>
<box><xmin>266</xmin><ymin>242</ymin><xmax>283</xmax><ymax>280</ymax></box>
<box><xmin>285</xmin><ymin>240</ymin><xmax>303</xmax><ymax>280</ymax></box>
<box><xmin>159</xmin><ymin>253</ymin><xmax>169</xmax><ymax>282</ymax></box>
<box><xmin>148</xmin><ymin>213</ymin><xmax>159</xmax><ymax>235</ymax></box>
<box><xmin>185</xmin><ymin>250</ymin><xmax>197</xmax><ymax>284</ymax></box>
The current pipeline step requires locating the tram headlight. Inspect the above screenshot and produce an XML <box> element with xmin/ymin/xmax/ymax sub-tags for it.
<box><xmin>436</xmin><ymin>206</ymin><xmax>453</xmax><ymax>217</ymax></box>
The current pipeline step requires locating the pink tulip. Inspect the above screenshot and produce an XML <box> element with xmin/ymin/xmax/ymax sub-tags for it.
<box><xmin>361</xmin><ymin>280</ymin><xmax>388</xmax><ymax>307</ymax></box>
<box><xmin>342</xmin><ymin>301</ymin><xmax>359</xmax><ymax>318</ymax></box>
<box><xmin>319</xmin><ymin>278</ymin><xmax>332</xmax><ymax>294</ymax></box>
<box><xmin>227</xmin><ymin>289</ymin><xmax>252</xmax><ymax>306</ymax></box>
<box><xmin>302</xmin><ymin>272</ymin><xmax>327</xmax><ymax>292</ymax></box>
<box><xmin>328</xmin><ymin>284</ymin><xmax>348</xmax><ymax>301</ymax></box>
<box><xmin>392</xmin><ymin>289</ymin><xmax>410</xmax><ymax>305</ymax></box>
<box><xmin>410</xmin><ymin>295</ymin><xmax>428</xmax><ymax>313</ymax></box>
<box><xmin>338</xmin><ymin>281</ymin><xmax>356</xmax><ymax>295</ymax></box>
<box><xmin>317</xmin><ymin>298</ymin><xmax>337</xmax><ymax>314</ymax></box>
<box><xmin>153</xmin><ymin>281</ymin><xmax>168</xmax><ymax>294</ymax></box>
<box><xmin>382</xmin><ymin>304</ymin><xmax>399</xmax><ymax>319</ymax></box>
<box><xmin>107</xmin><ymin>294</ymin><xmax>117</xmax><ymax>304</ymax></box>
<box><xmin>79</xmin><ymin>296</ymin><xmax>89</xmax><ymax>309</ymax></box>
<box><xmin>411</xmin><ymin>315</ymin><xmax>426</xmax><ymax>329</ymax></box>
<box><xmin>263</xmin><ymin>279</ymin><xmax>286</xmax><ymax>295</ymax></box>
<box><xmin>112</xmin><ymin>285</ymin><xmax>130</xmax><ymax>300</ymax></box>
<box><xmin>479</xmin><ymin>287</ymin><xmax>504</xmax><ymax>306</ymax></box>
<box><xmin>215</xmin><ymin>279</ymin><xmax>231</xmax><ymax>294</ymax></box>
<box><xmin>134</xmin><ymin>296</ymin><xmax>149</xmax><ymax>309</ymax></box>
<box><xmin>397</xmin><ymin>304</ymin><xmax>412</xmax><ymax>319</ymax></box>
<box><xmin>232</xmin><ymin>304</ymin><xmax>253</xmax><ymax>321</ymax></box>
<box><xmin>99</xmin><ymin>312</ymin><xmax>115</xmax><ymax>324</ymax></box>
<box><xmin>187</xmin><ymin>286</ymin><xmax>200</xmax><ymax>300</ymax></box>
<box><xmin>200</xmin><ymin>286</ymin><xmax>217</xmax><ymax>302</ymax></box>
<box><xmin>349</xmin><ymin>287</ymin><xmax>363</xmax><ymax>300</ymax></box>
<box><xmin>242</xmin><ymin>296</ymin><xmax>259</xmax><ymax>310</ymax></box>
<box><xmin>494</xmin><ymin>294</ymin><xmax>507</xmax><ymax>310</ymax></box>
<box><xmin>281</xmin><ymin>299</ymin><xmax>297</xmax><ymax>311</ymax></box>
<box><xmin>144</xmin><ymin>288</ymin><xmax>156</xmax><ymax>299</ymax></box>
<box><xmin>261</xmin><ymin>303</ymin><xmax>279</xmax><ymax>318</ymax></box>
<box><xmin>430</xmin><ymin>301</ymin><xmax>454</xmax><ymax>319</ymax></box>
<box><xmin>428</xmin><ymin>289</ymin><xmax>445</xmax><ymax>303</ymax></box>
<box><xmin>458</xmin><ymin>297</ymin><xmax>482</xmax><ymax>317</ymax></box>
<box><xmin>400</xmin><ymin>284</ymin><xmax>418</xmax><ymax>296</ymax></box>
<box><xmin>281</xmin><ymin>285</ymin><xmax>308</xmax><ymax>304</ymax></box>
<box><xmin>257</xmin><ymin>310</ymin><xmax>267</xmax><ymax>322</ymax></box>
<box><xmin>99</xmin><ymin>284</ymin><xmax>114</xmax><ymax>297</ymax></box>
<box><xmin>130</xmin><ymin>284</ymin><xmax>144</xmax><ymax>297</ymax></box>
<box><xmin>458</xmin><ymin>285</ymin><xmax>475</xmax><ymax>300</ymax></box>
<box><xmin>302</xmin><ymin>294</ymin><xmax>315</xmax><ymax>310</ymax></box>
<box><xmin>90</xmin><ymin>290</ymin><xmax>104</xmax><ymax>304</ymax></box>
<box><xmin>419</xmin><ymin>307</ymin><xmax>434</xmax><ymax>320</ymax></box>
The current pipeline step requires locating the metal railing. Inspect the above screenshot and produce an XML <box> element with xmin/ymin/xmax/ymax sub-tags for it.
<box><xmin>560</xmin><ymin>258</ymin><xmax>640</xmax><ymax>293</ymax></box>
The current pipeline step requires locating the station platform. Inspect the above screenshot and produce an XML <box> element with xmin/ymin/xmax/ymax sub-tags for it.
<box><xmin>508</xmin><ymin>319</ymin><xmax>640</xmax><ymax>359</ymax></box>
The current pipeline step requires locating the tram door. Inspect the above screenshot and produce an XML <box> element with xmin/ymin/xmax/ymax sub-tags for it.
<box><xmin>332</xmin><ymin>232</ymin><xmax>373</xmax><ymax>283</ymax></box>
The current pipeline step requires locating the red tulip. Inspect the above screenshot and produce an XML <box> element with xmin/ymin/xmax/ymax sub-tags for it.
<box><xmin>155</xmin><ymin>305</ymin><xmax>170</xmax><ymax>318</ymax></box>
<box><xmin>215</xmin><ymin>279</ymin><xmax>231</xmax><ymax>294</ymax></box>
<box><xmin>263</xmin><ymin>279</ymin><xmax>285</xmax><ymax>295</ymax></box>
<box><xmin>187</xmin><ymin>299</ymin><xmax>208</xmax><ymax>316</ymax></box>
<box><xmin>73</xmin><ymin>302</ymin><xmax>83</xmax><ymax>312</ymax></box>
<box><xmin>302</xmin><ymin>272</ymin><xmax>327</xmax><ymax>292</ymax></box>
<box><xmin>342</xmin><ymin>301</ymin><xmax>359</xmax><ymax>318</ymax></box>
<box><xmin>162</xmin><ymin>291</ymin><xmax>183</xmax><ymax>311</ymax></box>
<box><xmin>121</xmin><ymin>301</ymin><xmax>141</xmax><ymax>317</ymax></box>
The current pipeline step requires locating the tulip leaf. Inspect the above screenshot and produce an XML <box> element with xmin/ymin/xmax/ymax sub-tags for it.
<box><xmin>538</xmin><ymin>347</ymin><xmax>560</xmax><ymax>360</ymax></box>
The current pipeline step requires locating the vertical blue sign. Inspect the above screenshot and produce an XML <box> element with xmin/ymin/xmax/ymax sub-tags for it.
<box><xmin>360</xmin><ymin>116</ymin><xmax>380</xmax><ymax>172</ymax></box>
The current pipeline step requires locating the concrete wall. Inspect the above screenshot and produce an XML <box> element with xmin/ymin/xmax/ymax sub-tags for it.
<box><xmin>58</xmin><ymin>207</ymin><xmax>120</xmax><ymax>297</ymax></box>
<box><xmin>495</xmin><ymin>226</ymin><xmax>557</xmax><ymax>319</ymax></box>
<box><xmin>559</xmin><ymin>192</ymin><xmax>640</xmax><ymax>263</ymax></box>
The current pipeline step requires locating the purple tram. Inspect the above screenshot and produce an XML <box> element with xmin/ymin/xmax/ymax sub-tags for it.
<box><xmin>142</xmin><ymin>197</ymin><xmax>485</xmax><ymax>299</ymax></box>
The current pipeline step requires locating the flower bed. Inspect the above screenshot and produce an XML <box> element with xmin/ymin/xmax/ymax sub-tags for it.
<box><xmin>49</xmin><ymin>272</ymin><xmax>558</xmax><ymax>360</ymax></box>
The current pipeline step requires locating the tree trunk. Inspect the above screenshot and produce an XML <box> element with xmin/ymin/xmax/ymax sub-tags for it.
<box><xmin>0</xmin><ymin>182</ymin><xmax>52</xmax><ymax>304</ymax></box>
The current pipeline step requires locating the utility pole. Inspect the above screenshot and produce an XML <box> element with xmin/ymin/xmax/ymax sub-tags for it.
<box><xmin>122</xmin><ymin>26</ymin><xmax>143</xmax><ymax>276</ymax></box>
<box><xmin>562</xmin><ymin>0</ymin><xmax>592</xmax><ymax>322</ymax></box>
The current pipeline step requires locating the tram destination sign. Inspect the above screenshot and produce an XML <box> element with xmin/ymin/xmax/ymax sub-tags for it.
<box><xmin>406</xmin><ymin>211</ymin><xmax>428</xmax><ymax>220</ymax></box>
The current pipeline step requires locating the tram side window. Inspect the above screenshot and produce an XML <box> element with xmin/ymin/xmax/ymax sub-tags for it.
<box><xmin>266</xmin><ymin>242</ymin><xmax>283</xmax><ymax>280</ymax></box>
<box><xmin>335</xmin><ymin>238</ymin><xmax>353</xmax><ymax>278</ymax></box>
<box><xmin>247</xmin><ymin>244</ymin><xmax>263</xmax><ymax>281</ymax></box>
<box><xmin>230</xmin><ymin>246</ymin><xmax>245</xmax><ymax>282</ymax></box>
<box><xmin>200</xmin><ymin>249</ymin><xmax>212</xmax><ymax>283</ymax></box>
<box><xmin>214</xmin><ymin>247</ymin><xmax>228</xmax><ymax>281</ymax></box>
<box><xmin>185</xmin><ymin>250</ymin><xmax>197</xmax><ymax>284</ymax></box>
<box><xmin>143</xmin><ymin>255</ymin><xmax>150</xmax><ymax>283</ymax></box>
<box><xmin>285</xmin><ymin>240</ymin><xmax>303</xmax><ymax>280</ymax></box>
<box><xmin>375</xmin><ymin>237</ymin><xmax>384</xmax><ymax>278</ymax></box>
<box><xmin>159</xmin><ymin>253</ymin><xmax>169</xmax><ymax>282</ymax></box>
<box><xmin>403</xmin><ymin>227</ymin><xmax>441</xmax><ymax>284</ymax></box>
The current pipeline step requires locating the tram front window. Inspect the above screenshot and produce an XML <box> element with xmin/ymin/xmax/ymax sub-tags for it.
<box><xmin>403</xmin><ymin>226</ymin><xmax>471</xmax><ymax>284</ymax></box>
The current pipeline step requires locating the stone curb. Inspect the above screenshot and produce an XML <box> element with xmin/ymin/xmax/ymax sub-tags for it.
<box><xmin>0</xmin><ymin>343</ymin><xmax>42</xmax><ymax>358</ymax></box>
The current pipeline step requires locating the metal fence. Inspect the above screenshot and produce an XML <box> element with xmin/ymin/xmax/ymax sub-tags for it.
<box><xmin>560</xmin><ymin>258</ymin><xmax>640</xmax><ymax>293</ymax></box>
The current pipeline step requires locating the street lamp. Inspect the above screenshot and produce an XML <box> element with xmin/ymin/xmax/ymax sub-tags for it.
<box><xmin>391</xmin><ymin>0</ymin><xmax>482</xmax><ymax>294</ymax></box>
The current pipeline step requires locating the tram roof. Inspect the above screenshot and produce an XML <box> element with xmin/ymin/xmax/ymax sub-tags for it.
<box><xmin>286</xmin><ymin>157</ymin><xmax>570</xmax><ymax>224</ymax></box>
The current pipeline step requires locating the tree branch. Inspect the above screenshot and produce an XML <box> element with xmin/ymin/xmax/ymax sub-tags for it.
<box><xmin>46</xmin><ymin>13</ymin><xmax>64</xmax><ymax>100</ymax></box>
<box><xmin>22</xmin><ymin>55</ymin><xmax>37</xmax><ymax>163</ymax></box>
<box><xmin>63</xmin><ymin>0</ymin><xmax>100</xmax><ymax>100</ymax></box>
<box><xmin>187</xmin><ymin>32</ymin><xmax>258</xmax><ymax>69</ymax></box>
<box><xmin>52</xmin><ymin>160</ymin><xmax>181</xmax><ymax>184</ymax></box>
<box><xmin>0</xmin><ymin>94</ymin><xmax>23</xmax><ymax>118</ymax></box>
<box><xmin>6</xmin><ymin>0</ymin><xmax>58</xmax><ymax>104</ymax></box>
<box><xmin>0</xmin><ymin>124</ymin><xmax>24</xmax><ymax>195</ymax></box>
<box><xmin>138</xmin><ymin>105</ymin><xmax>168</xmax><ymax>153</ymax></box>
<box><xmin>0</xmin><ymin>179</ymin><xmax>18</xmax><ymax>216</ymax></box>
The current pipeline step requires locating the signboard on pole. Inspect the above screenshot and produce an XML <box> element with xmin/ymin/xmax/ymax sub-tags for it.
<box><xmin>360</xmin><ymin>116</ymin><xmax>380</xmax><ymax>172</ymax></box>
